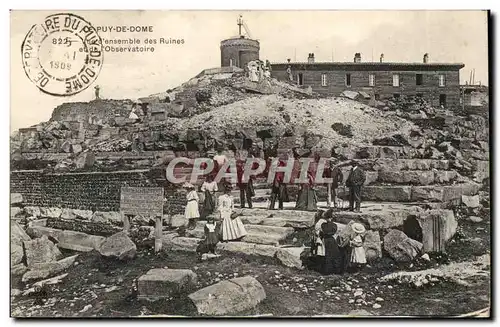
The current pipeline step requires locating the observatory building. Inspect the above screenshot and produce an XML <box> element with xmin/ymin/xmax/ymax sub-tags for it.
<box><xmin>220</xmin><ymin>15</ymin><xmax>260</xmax><ymax>69</ymax></box>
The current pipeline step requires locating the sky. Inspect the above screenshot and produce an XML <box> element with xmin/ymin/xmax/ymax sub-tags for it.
<box><xmin>10</xmin><ymin>10</ymin><xmax>489</xmax><ymax>132</ymax></box>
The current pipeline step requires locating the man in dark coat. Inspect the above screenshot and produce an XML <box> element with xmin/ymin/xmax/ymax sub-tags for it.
<box><xmin>236</xmin><ymin>159</ymin><xmax>255</xmax><ymax>208</ymax></box>
<box><xmin>345</xmin><ymin>161</ymin><xmax>366</xmax><ymax>212</ymax></box>
<box><xmin>269</xmin><ymin>158</ymin><xmax>288</xmax><ymax>210</ymax></box>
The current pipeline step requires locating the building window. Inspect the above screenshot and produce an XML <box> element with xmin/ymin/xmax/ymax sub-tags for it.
<box><xmin>229</xmin><ymin>59</ymin><xmax>234</xmax><ymax>67</ymax></box>
<box><xmin>345</xmin><ymin>73</ymin><xmax>351</xmax><ymax>87</ymax></box>
<box><xmin>392</xmin><ymin>74</ymin><xmax>400</xmax><ymax>87</ymax></box>
<box><xmin>416</xmin><ymin>74</ymin><xmax>423</xmax><ymax>86</ymax></box>
<box><xmin>321</xmin><ymin>74</ymin><xmax>327</xmax><ymax>87</ymax></box>
<box><xmin>439</xmin><ymin>94</ymin><xmax>447</xmax><ymax>107</ymax></box>
<box><xmin>297</xmin><ymin>73</ymin><xmax>304</xmax><ymax>86</ymax></box>
<box><xmin>369</xmin><ymin>74</ymin><xmax>375</xmax><ymax>87</ymax></box>
<box><xmin>439</xmin><ymin>74</ymin><xmax>445</xmax><ymax>87</ymax></box>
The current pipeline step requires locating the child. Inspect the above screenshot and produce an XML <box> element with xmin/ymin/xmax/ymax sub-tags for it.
<box><xmin>204</xmin><ymin>216</ymin><xmax>219</xmax><ymax>254</ymax></box>
<box><xmin>349</xmin><ymin>223</ymin><xmax>367</xmax><ymax>271</ymax></box>
<box><xmin>184</xmin><ymin>183</ymin><xmax>200</xmax><ymax>230</ymax></box>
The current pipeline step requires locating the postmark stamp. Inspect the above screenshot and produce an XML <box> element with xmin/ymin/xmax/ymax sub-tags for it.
<box><xmin>21</xmin><ymin>13</ymin><xmax>104</xmax><ymax>96</ymax></box>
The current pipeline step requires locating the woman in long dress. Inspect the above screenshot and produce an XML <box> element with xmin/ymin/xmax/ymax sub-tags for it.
<box><xmin>219</xmin><ymin>185</ymin><xmax>247</xmax><ymax>241</ymax></box>
<box><xmin>201</xmin><ymin>175</ymin><xmax>218</xmax><ymax>217</ymax></box>
<box><xmin>320</xmin><ymin>216</ymin><xmax>342</xmax><ymax>275</ymax></box>
<box><xmin>313</xmin><ymin>211</ymin><xmax>327</xmax><ymax>272</ymax></box>
<box><xmin>184</xmin><ymin>183</ymin><xmax>200</xmax><ymax>230</ymax></box>
<box><xmin>295</xmin><ymin>170</ymin><xmax>318</xmax><ymax>211</ymax></box>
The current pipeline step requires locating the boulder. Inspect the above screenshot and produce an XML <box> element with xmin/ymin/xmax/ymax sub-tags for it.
<box><xmin>23</xmin><ymin>235</ymin><xmax>62</xmax><ymax>267</ymax></box>
<box><xmin>201</xmin><ymin>253</ymin><xmax>222</xmax><ymax>261</ymax></box>
<box><xmin>24</xmin><ymin>206</ymin><xmax>41</xmax><ymax>217</ymax></box>
<box><xmin>27</xmin><ymin>226</ymin><xmax>105</xmax><ymax>250</ymax></box>
<box><xmin>468</xmin><ymin>216</ymin><xmax>483</xmax><ymax>223</ymax></box>
<box><xmin>188</xmin><ymin>276</ymin><xmax>266</xmax><ymax>316</ymax></box>
<box><xmin>168</xmin><ymin>214</ymin><xmax>188</xmax><ymax>228</ymax></box>
<box><xmin>98</xmin><ymin>231</ymin><xmax>136</xmax><ymax>260</ymax></box>
<box><xmin>275</xmin><ymin>246</ymin><xmax>306</xmax><ymax>269</ymax></box>
<box><xmin>11</xmin><ymin>244</ymin><xmax>24</xmax><ymax>266</ymax></box>
<box><xmin>383</xmin><ymin>229</ymin><xmax>423</xmax><ymax>262</ymax></box>
<box><xmin>40</xmin><ymin>207</ymin><xmax>62</xmax><ymax>218</ymax></box>
<box><xmin>11</xmin><ymin>193</ymin><xmax>23</xmax><ymax>205</ymax></box>
<box><xmin>138</xmin><ymin>268</ymin><xmax>198</xmax><ymax>300</ymax></box>
<box><xmin>363</xmin><ymin>230</ymin><xmax>382</xmax><ymax>261</ymax></box>
<box><xmin>75</xmin><ymin>151</ymin><xmax>95</xmax><ymax>169</ymax></box>
<box><xmin>22</xmin><ymin>255</ymin><xmax>78</xmax><ymax>282</ymax></box>
<box><xmin>415</xmin><ymin>210</ymin><xmax>457</xmax><ymax>253</ymax></box>
<box><xmin>462</xmin><ymin>195</ymin><xmax>480</xmax><ymax>208</ymax></box>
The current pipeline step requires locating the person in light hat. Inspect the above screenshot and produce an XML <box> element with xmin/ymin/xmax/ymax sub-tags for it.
<box><xmin>348</xmin><ymin>223</ymin><xmax>367</xmax><ymax>271</ymax></box>
<box><xmin>183</xmin><ymin>182</ymin><xmax>200</xmax><ymax>230</ymax></box>
<box><xmin>218</xmin><ymin>183</ymin><xmax>247</xmax><ymax>241</ymax></box>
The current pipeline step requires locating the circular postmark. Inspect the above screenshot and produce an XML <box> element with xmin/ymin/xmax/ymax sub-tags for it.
<box><xmin>21</xmin><ymin>13</ymin><xmax>104</xmax><ymax>96</ymax></box>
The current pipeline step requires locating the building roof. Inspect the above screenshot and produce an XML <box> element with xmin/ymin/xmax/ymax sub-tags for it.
<box><xmin>270</xmin><ymin>61</ymin><xmax>465</xmax><ymax>70</ymax></box>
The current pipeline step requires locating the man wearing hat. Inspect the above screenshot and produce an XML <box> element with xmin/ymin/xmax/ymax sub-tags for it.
<box><xmin>345</xmin><ymin>160</ymin><xmax>366</xmax><ymax>212</ymax></box>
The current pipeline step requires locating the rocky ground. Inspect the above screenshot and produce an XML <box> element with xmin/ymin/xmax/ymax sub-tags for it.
<box><xmin>11</xmin><ymin>204</ymin><xmax>490</xmax><ymax>318</ymax></box>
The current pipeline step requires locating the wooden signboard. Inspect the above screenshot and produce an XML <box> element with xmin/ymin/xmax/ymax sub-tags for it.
<box><xmin>120</xmin><ymin>187</ymin><xmax>165</xmax><ymax>253</ymax></box>
<box><xmin>120</xmin><ymin>187</ymin><xmax>164</xmax><ymax>217</ymax></box>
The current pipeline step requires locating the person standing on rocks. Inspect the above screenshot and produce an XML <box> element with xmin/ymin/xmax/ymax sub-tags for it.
<box><xmin>184</xmin><ymin>183</ymin><xmax>200</xmax><ymax>230</ymax></box>
<box><xmin>326</xmin><ymin>159</ymin><xmax>344</xmax><ymax>208</ymax></box>
<box><xmin>345</xmin><ymin>161</ymin><xmax>366</xmax><ymax>212</ymax></box>
<box><xmin>201</xmin><ymin>175</ymin><xmax>218</xmax><ymax>217</ymax></box>
<box><xmin>203</xmin><ymin>216</ymin><xmax>220</xmax><ymax>254</ymax></box>
<box><xmin>236</xmin><ymin>159</ymin><xmax>255</xmax><ymax>208</ymax></box>
<box><xmin>219</xmin><ymin>184</ymin><xmax>248</xmax><ymax>241</ymax></box>
<box><xmin>269</xmin><ymin>157</ymin><xmax>288</xmax><ymax>210</ymax></box>
<box><xmin>312</xmin><ymin>210</ymin><xmax>327</xmax><ymax>271</ymax></box>
<box><xmin>348</xmin><ymin>223</ymin><xmax>367</xmax><ymax>271</ymax></box>
<box><xmin>320</xmin><ymin>212</ymin><xmax>342</xmax><ymax>275</ymax></box>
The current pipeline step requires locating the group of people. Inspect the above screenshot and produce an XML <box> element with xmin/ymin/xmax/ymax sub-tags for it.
<box><xmin>184</xmin><ymin>181</ymin><xmax>248</xmax><ymax>256</ymax></box>
<box><xmin>312</xmin><ymin>209</ymin><xmax>367</xmax><ymax>275</ymax></box>
<box><xmin>269</xmin><ymin>157</ymin><xmax>366</xmax><ymax>213</ymax></box>
<box><xmin>247</xmin><ymin>60</ymin><xmax>272</xmax><ymax>82</ymax></box>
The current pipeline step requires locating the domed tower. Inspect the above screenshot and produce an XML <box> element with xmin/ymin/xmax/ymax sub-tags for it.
<box><xmin>220</xmin><ymin>15</ymin><xmax>260</xmax><ymax>69</ymax></box>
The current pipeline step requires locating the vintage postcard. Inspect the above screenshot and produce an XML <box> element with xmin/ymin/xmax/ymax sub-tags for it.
<box><xmin>10</xmin><ymin>10</ymin><xmax>490</xmax><ymax>318</ymax></box>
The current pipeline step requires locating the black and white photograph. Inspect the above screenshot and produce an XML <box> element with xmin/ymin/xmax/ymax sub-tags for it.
<box><xmin>9</xmin><ymin>10</ymin><xmax>491</xmax><ymax>318</ymax></box>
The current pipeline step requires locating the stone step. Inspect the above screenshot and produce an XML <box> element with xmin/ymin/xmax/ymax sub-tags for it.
<box><xmin>185</xmin><ymin>223</ymin><xmax>294</xmax><ymax>246</ymax></box>
<box><xmin>27</xmin><ymin>226</ymin><xmax>105</xmax><ymax>251</ymax></box>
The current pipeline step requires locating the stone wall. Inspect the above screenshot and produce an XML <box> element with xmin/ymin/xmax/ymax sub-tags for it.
<box><xmin>10</xmin><ymin>169</ymin><xmax>186</xmax><ymax>214</ymax></box>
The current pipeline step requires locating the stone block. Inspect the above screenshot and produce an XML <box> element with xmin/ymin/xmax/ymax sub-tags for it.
<box><xmin>188</xmin><ymin>276</ymin><xmax>266</xmax><ymax>316</ymax></box>
<box><xmin>40</xmin><ymin>207</ymin><xmax>62</xmax><ymax>218</ymax></box>
<box><xmin>11</xmin><ymin>193</ymin><xmax>23</xmax><ymax>205</ymax></box>
<box><xmin>378</xmin><ymin>171</ymin><xmax>435</xmax><ymax>185</ymax></box>
<box><xmin>415</xmin><ymin>210</ymin><xmax>457</xmax><ymax>253</ymax></box>
<box><xmin>361</xmin><ymin>186</ymin><xmax>412</xmax><ymax>202</ymax></box>
<box><xmin>23</xmin><ymin>235</ymin><xmax>62</xmax><ymax>267</ymax></box>
<box><xmin>98</xmin><ymin>231</ymin><xmax>136</xmax><ymax>260</ymax></box>
<box><xmin>383</xmin><ymin>229</ymin><xmax>422</xmax><ymax>262</ymax></box>
<box><xmin>22</xmin><ymin>255</ymin><xmax>78</xmax><ymax>282</ymax></box>
<box><xmin>434</xmin><ymin>170</ymin><xmax>458</xmax><ymax>184</ymax></box>
<box><xmin>363</xmin><ymin>230</ymin><xmax>382</xmax><ymax>261</ymax></box>
<box><xmin>27</xmin><ymin>226</ymin><xmax>105</xmax><ymax>250</ymax></box>
<box><xmin>276</xmin><ymin>246</ymin><xmax>306</xmax><ymax>269</ymax></box>
<box><xmin>24</xmin><ymin>206</ymin><xmax>41</xmax><ymax>217</ymax></box>
<box><xmin>138</xmin><ymin>268</ymin><xmax>198</xmax><ymax>300</ymax></box>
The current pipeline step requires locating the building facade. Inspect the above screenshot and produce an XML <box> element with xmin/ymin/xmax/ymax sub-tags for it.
<box><xmin>271</xmin><ymin>54</ymin><xmax>464</xmax><ymax>109</ymax></box>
